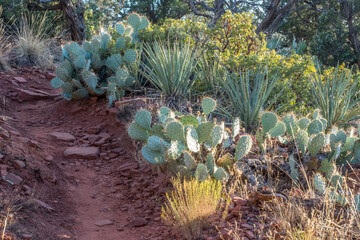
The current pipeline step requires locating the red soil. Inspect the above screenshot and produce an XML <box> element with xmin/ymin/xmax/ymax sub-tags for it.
<box><xmin>0</xmin><ymin>67</ymin><xmax>173</xmax><ymax>240</ymax></box>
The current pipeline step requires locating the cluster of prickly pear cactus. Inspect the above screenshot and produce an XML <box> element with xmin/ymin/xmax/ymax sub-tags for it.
<box><xmin>51</xmin><ymin>13</ymin><xmax>149</xmax><ymax>104</ymax></box>
<box><xmin>128</xmin><ymin>97</ymin><xmax>253</xmax><ymax>181</ymax></box>
<box><xmin>256</xmin><ymin>109</ymin><xmax>360</xmax><ymax>164</ymax></box>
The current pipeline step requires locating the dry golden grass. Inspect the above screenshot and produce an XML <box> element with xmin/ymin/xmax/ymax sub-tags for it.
<box><xmin>162</xmin><ymin>177</ymin><xmax>230</xmax><ymax>240</ymax></box>
<box><xmin>0</xmin><ymin>195</ymin><xmax>18</xmax><ymax>240</ymax></box>
<box><xmin>259</xmin><ymin>187</ymin><xmax>360</xmax><ymax>240</ymax></box>
<box><xmin>0</xmin><ymin>7</ymin><xmax>11</xmax><ymax>72</ymax></box>
<box><xmin>14</xmin><ymin>12</ymin><xmax>53</xmax><ymax>69</ymax></box>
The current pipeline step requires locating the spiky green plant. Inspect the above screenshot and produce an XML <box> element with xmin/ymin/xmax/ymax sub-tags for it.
<box><xmin>220</xmin><ymin>68</ymin><xmax>281</xmax><ymax>132</ymax></box>
<box><xmin>311</xmin><ymin>66</ymin><xmax>360</xmax><ymax>128</ymax></box>
<box><xmin>141</xmin><ymin>41</ymin><xmax>199</xmax><ymax>103</ymax></box>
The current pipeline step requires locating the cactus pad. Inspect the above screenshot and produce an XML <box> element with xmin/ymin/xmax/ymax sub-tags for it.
<box><xmin>269</xmin><ymin>121</ymin><xmax>286</xmax><ymax>137</ymax></box>
<box><xmin>298</xmin><ymin>117</ymin><xmax>310</xmax><ymax>130</ymax></box>
<box><xmin>213</xmin><ymin>167</ymin><xmax>228</xmax><ymax>181</ymax></box>
<box><xmin>166</xmin><ymin>121</ymin><xmax>185</xmax><ymax>141</ymax></box>
<box><xmin>235</xmin><ymin>135</ymin><xmax>252</xmax><ymax>160</ymax></box>
<box><xmin>179</xmin><ymin>115</ymin><xmax>199</xmax><ymax>127</ymax></box>
<box><xmin>128</xmin><ymin>121</ymin><xmax>148</xmax><ymax>141</ymax></box>
<box><xmin>186</xmin><ymin>127</ymin><xmax>200</xmax><ymax>153</ymax></box>
<box><xmin>116</xmin><ymin>22</ymin><xmax>125</xmax><ymax>35</ymax></box>
<box><xmin>308</xmin><ymin>119</ymin><xmax>323</xmax><ymax>135</ymax></box>
<box><xmin>201</xmin><ymin>97</ymin><xmax>216</xmax><ymax>115</ymax></box>
<box><xmin>183</xmin><ymin>152</ymin><xmax>197</xmax><ymax>170</ymax></box>
<box><xmin>195</xmin><ymin>163</ymin><xmax>208</xmax><ymax>181</ymax></box>
<box><xmin>261</xmin><ymin>112</ymin><xmax>278</xmax><ymax>133</ymax></box>
<box><xmin>212</xmin><ymin>125</ymin><xmax>224</xmax><ymax>147</ymax></box>
<box><xmin>296</xmin><ymin>130</ymin><xmax>309</xmax><ymax>154</ymax></box>
<box><xmin>141</xmin><ymin>145</ymin><xmax>165</xmax><ymax>164</ymax></box>
<box><xmin>168</xmin><ymin>140</ymin><xmax>186</xmax><ymax>160</ymax></box>
<box><xmin>134</xmin><ymin>110</ymin><xmax>152</xmax><ymax>130</ymax></box>
<box><xmin>196</xmin><ymin>122</ymin><xmax>214</xmax><ymax>143</ymax></box>
<box><xmin>127</xmin><ymin>13</ymin><xmax>141</xmax><ymax>29</ymax></box>
<box><xmin>124</xmin><ymin>49</ymin><xmax>138</xmax><ymax>63</ymax></box>
<box><xmin>51</xmin><ymin>77</ymin><xmax>64</xmax><ymax>89</ymax></box>
<box><xmin>314</xmin><ymin>173</ymin><xmax>326</xmax><ymax>194</ymax></box>
<box><xmin>309</xmin><ymin>133</ymin><xmax>325</xmax><ymax>157</ymax></box>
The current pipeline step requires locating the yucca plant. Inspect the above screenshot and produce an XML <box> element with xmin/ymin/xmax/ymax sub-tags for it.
<box><xmin>14</xmin><ymin>12</ymin><xmax>53</xmax><ymax>69</ymax></box>
<box><xmin>220</xmin><ymin>68</ymin><xmax>281</xmax><ymax>132</ymax></box>
<box><xmin>141</xmin><ymin>41</ymin><xmax>199</xmax><ymax>105</ymax></box>
<box><xmin>194</xmin><ymin>53</ymin><xmax>225</xmax><ymax>95</ymax></box>
<box><xmin>311</xmin><ymin>66</ymin><xmax>360</xmax><ymax>128</ymax></box>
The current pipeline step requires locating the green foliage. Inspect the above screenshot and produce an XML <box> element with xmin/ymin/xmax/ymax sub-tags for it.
<box><xmin>52</xmin><ymin>13</ymin><xmax>149</xmax><ymax>104</ymax></box>
<box><xmin>141</xmin><ymin>41</ymin><xmax>198</xmax><ymax>102</ymax></box>
<box><xmin>311</xmin><ymin>66</ymin><xmax>360</xmax><ymax>128</ymax></box>
<box><xmin>128</xmin><ymin>97</ymin><xmax>253</xmax><ymax>181</ymax></box>
<box><xmin>142</xmin><ymin>12</ymin><xmax>316</xmax><ymax>114</ymax></box>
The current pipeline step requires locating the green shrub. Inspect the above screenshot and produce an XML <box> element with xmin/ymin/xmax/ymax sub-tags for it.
<box><xmin>141</xmin><ymin>11</ymin><xmax>316</xmax><ymax>114</ymax></box>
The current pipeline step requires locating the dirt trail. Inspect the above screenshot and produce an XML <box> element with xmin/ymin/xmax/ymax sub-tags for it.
<box><xmin>0</xmin><ymin>68</ymin><xmax>171</xmax><ymax>240</ymax></box>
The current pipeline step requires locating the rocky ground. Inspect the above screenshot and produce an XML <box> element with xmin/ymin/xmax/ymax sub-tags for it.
<box><xmin>0</xmin><ymin>67</ymin><xmax>276</xmax><ymax>240</ymax></box>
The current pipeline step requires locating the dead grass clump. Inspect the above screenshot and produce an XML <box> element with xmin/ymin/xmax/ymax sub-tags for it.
<box><xmin>14</xmin><ymin>12</ymin><xmax>53</xmax><ymax>69</ymax></box>
<box><xmin>0</xmin><ymin>195</ymin><xmax>18</xmax><ymax>240</ymax></box>
<box><xmin>0</xmin><ymin>7</ymin><xmax>11</xmax><ymax>72</ymax></box>
<box><xmin>261</xmin><ymin>189</ymin><xmax>360</xmax><ymax>240</ymax></box>
<box><xmin>162</xmin><ymin>177</ymin><xmax>230</xmax><ymax>240</ymax></box>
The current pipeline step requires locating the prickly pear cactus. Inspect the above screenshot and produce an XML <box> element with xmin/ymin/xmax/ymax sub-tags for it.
<box><xmin>51</xmin><ymin>13</ymin><xmax>149</xmax><ymax>105</ymax></box>
<box><xmin>127</xmin><ymin>97</ymin><xmax>252</xmax><ymax>181</ymax></box>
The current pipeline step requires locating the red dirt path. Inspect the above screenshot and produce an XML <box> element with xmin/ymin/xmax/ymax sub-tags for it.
<box><xmin>0</xmin><ymin>68</ymin><xmax>173</xmax><ymax>240</ymax></box>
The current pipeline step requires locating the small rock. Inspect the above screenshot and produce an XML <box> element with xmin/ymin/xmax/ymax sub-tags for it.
<box><xmin>131</xmin><ymin>217</ymin><xmax>148</xmax><ymax>227</ymax></box>
<box><xmin>45</xmin><ymin>155</ymin><xmax>54</xmax><ymax>162</ymax></box>
<box><xmin>14</xmin><ymin>76</ymin><xmax>27</xmax><ymax>83</ymax></box>
<box><xmin>49</xmin><ymin>132</ymin><xmax>76</xmax><ymax>142</ymax></box>
<box><xmin>22</xmin><ymin>185</ymin><xmax>32</xmax><ymax>196</ymax></box>
<box><xmin>63</xmin><ymin>147</ymin><xmax>100</xmax><ymax>160</ymax></box>
<box><xmin>46</xmin><ymin>72</ymin><xmax>56</xmax><ymax>80</ymax></box>
<box><xmin>241</xmin><ymin>223</ymin><xmax>253</xmax><ymax>230</ymax></box>
<box><xmin>95</xmin><ymin>219</ymin><xmax>114</xmax><ymax>227</ymax></box>
<box><xmin>31</xmin><ymin>199</ymin><xmax>55</xmax><ymax>211</ymax></box>
<box><xmin>22</xmin><ymin>234</ymin><xmax>32</xmax><ymax>240</ymax></box>
<box><xmin>86</xmin><ymin>127</ymin><xmax>101</xmax><ymax>134</ymax></box>
<box><xmin>13</xmin><ymin>160</ymin><xmax>26</xmax><ymax>170</ymax></box>
<box><xmin>4</xmin><ymin>173</ymin><xmax>23</xmax><ymax>185</ymax></box>
<box><xmin>245</xmin><ymin>230</ymin><xmax>255</xmax><ymax>239</ymax></box>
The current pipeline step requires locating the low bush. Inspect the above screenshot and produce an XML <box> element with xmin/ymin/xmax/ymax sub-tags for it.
<box><xmin>162</xmin><ymin>177</ymin><xmax>229</xmax><ymax>240</ymax></box>
<box><xmin>14</xmin><ymin>12</ymin><xmax>53</xmax><ymax>69</ymax></box>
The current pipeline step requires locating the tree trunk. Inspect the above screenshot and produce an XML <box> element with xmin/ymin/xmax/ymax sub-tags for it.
<box><xmin>27</xmin><ymin>0</ymin><xmax>86</xmax><ymax>42</ymax></box>
<box><xmin>341</xmin><ymin>0</ymin><xmax>360</xmax><ymax>69</ymax></box>
<box><xmin>61</xmin><ymin>0</ymin><xmax>86</xmax><ymax>42</ymax></box>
